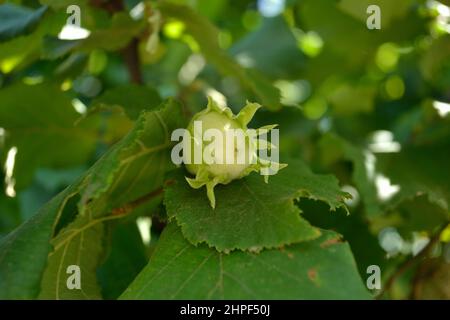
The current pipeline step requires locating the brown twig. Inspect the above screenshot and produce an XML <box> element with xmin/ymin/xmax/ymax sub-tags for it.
<box><xmin>89</xmin><ymin>0</ymin><xmax>143</xmax><ymax>84</ymax></box>
<box><xmin>90</xmin><ymin>0</ymin><xmax>124</xmax><ymax>14</ymax></box>
<box><xmin>376</xmin><ymin>222</ymin><xmax>449</xmax><ymax>299</ymax></box>
<box><xmin>121</xmin><ymin>38</ymin><xmax>143</xmax><ymax>84</ymax></box>
<box><xmin>111</xmin><ymin>187</ymin><xmax>163</xmax><ymax>216</ymax></box>
<box><xmin>110</xmin><ymin>179</ymin><xmax>174</xmax><ymax>217</ymax></box>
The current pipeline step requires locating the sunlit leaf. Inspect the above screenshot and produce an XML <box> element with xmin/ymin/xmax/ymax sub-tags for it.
<box><xmin>120</xmin><ymin>223</ymin><xmax>371</xmax><ymax>299</ymax></box>
<box><xmin>165</xmin><ymin>159</ymin><xmax>349</xmax><ymax>251</ymax></box>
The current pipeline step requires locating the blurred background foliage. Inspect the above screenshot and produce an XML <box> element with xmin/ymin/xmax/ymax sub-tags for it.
<box><xmin>0</xmin><ymin>0</ymin><xmax>449</xmax><ymax>299</ymax></box>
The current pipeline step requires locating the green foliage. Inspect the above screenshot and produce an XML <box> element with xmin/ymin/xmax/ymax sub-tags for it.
<box><xmin>165</xmin><ymin>159</ymin><xmax>348</xmax><ymax>252</ymax></box>
<box><xmin>159</xmin><ymin>2</ymin><xmax>281</xmax><ymax>110</ymax></box>
<box><xmin>0</xmin><ymin>3</ymin><xmax>48</xmax><ymax>42</ymax></box>
<box><xmin>120</xmin><ymin>223</ymin><xmax>370</xmax><ymax>299</ymax></box>
<box><xmin>381</xmin><ymin>143</ymin><xmax>450</xmax><ymax>212</ymax></box>
<box><xmin>0</xmin><ymin>0</ymin><xmax>449</xmax><ymax>301</ymax></box>
<box><xmin>0</xmin><ymin>190</ymin><xmax>70</xmax><ymax>299</ymax></box>
<box><xmin>230</xmin><ymin>16</ymin><xmax>305</xmax><ymax>79</ymax></box>
<box><xmin>92</xmin><ymin>84</ymin><xmax>162</xmax><ymax>120</ymax></box>
<box><xmin>80</xmin><ymin>13</ymin><xmax>145</xmax><ymax>51</ymax></box>
<box><xmin>97</xmin><ymin>221</ymin><xmax>149</xmax><ymax>299</ymax></box>
<box><xmin>38</xmin><ymin>213</ymin><xmax>104</xmax><ymax>299</ymax></box>
<box><xmin>319</xmin><ymin>133</ymin><xmax>380</xmax><ymax>217</ymax></box>
<box><xmin>0</xmin><ymin>83</ymin><xmax>98</xmax><ymax>189</ymax></box>
<box><xmin>0</xmin><ymin>99</ymin><xmax>184</xmax><ymax>299</ymax></box>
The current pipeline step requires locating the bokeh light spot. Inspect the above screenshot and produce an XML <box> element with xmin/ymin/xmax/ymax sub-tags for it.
<box><xmin>303</xmin><ymin>96</ymin><xmax>327</xmax><ymax>120</ymax></box>
<box><xmin>257</xmin><ymin>0</ymin><xmax>285</xmax><ymax>18</ymax></box>
<box><xmin>384</xmin><ymin>75</ymin><xmax>405</xmax><ymax>100</ymax></box>
<box><xmin>376</xmin><ymin>43</ymin><xmax>400</xmax><ymax>72</ymax></box>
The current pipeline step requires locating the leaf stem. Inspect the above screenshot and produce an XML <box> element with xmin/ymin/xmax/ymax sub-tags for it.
<box><xmin>376</xmin><ymin>221</ymin><xmax>449</xmax><ymax>299</ymax></box>
<box><xmin>51</xmin><ymin>185</ymin><xmax>169</xmax><ymax>252</ymax></box>
<box><xmin>111</xmin><ymin>186</ymin><xmax>165</xmax><ymax>216</ymax></box>
<box><xmin>90</xmin><ymin>0</ymin><xmax>143</xmax><ymax>84</ymax></box>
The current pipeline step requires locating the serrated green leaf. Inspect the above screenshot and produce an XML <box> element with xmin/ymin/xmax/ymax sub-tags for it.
<box><xmin>300</xmin><ymin>199</ymin><xmax>387</xmax><ymax>278</ymax></box>
<box><xmin>159</xmin><ymin>2</ymin><xmax>281</xmax><ymax>110</ymax></box>
<box><xmin>164</xmin><ymin>159</ymin><xmax>349</xmax><ymax>252</ymax></box>
<box><xmin>38</xmin><ymin>213</ymin><xmax>104</xmax><ymax>299</ymax></box>
<box><xmin>0</xmin><ymin>3</ymin><xmax>48</xmax><ymax>42</ymax></box>
<box><xmin>120</xmin><ymin>223</ymin><xmax>371</xmax><ymax>299</ymax></box>
<box><xmin>0</xmin><ymin>99</ymin><xmax>185</xmax><ymax>299</ymax></box>
<box><xmin>79</xmin><ymin>99</ymin><xmax>184</xmax><ymax>214</ymax></box>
